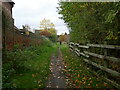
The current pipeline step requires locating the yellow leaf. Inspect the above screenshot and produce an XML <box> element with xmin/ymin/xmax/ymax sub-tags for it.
<box><xmin>13</xmin><ymin>83</ymin><xmax>16</xmax><ymax>87</ymax></box>
<box><xmin>77</xmin><ymin>74</ymin><xmax>80</xmax><ymax>78</ymax></box>
<box><xmin>83</xmin><ymin>81</ymin><xmax>86</xmax><ymax>84</ymax></box>
<box><xmin>79</xmin><ymin>81</ymin><xmax>82</xmax><ymax>84</ymax></box>
<box><xmin>38</xmin><ymin>84</ymin><xmax>41</xmax><ymax>87</ymax></box>
<box><xmin>96</xmin><ymin>84</ymin><xmax>98</xmax><ymax>87</ymax></box>
<box><xmin>90</xmin><ymin>80</ymin><xmax>93</xmax><ymax>83</ymax></box>
<box><xmin>75</xmin><ymin>79</ymin><xmax>79</xmax><ymax>83</ymax></box>
<box><xmin>88</xmin><ymin>83</ymin><xmax>90</xmax><ymax>86</ymax></box>
<box><xmin>32</xmin><ymin>74</ymin><xmax>35</xmax><ymax>77</ymax></box>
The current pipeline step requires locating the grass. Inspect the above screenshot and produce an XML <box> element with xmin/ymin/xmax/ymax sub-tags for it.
<box><xmin>60</xmin><ymin>43</ymin><xmax>113</xmax><ymax>88</ymax></box>
<box><xmin>3</xmin><ymin>40</ymin><xmax>58</xmax><ymax>88</ymax></box>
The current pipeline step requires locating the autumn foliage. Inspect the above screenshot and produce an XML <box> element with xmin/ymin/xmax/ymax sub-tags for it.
<box><xmin>39</xmin><ymin>18</ymin><xmax>57</xmax><ymax>42</ymax></box>
<box><xmin>58</xmin><ymin>33</ymin><xmax>70</xmax><ymax>43</ymax></box>
<box><xmin>40</xmin><ymin>30</ymin><xmax>51</xmax><ymax>37</ymax></box>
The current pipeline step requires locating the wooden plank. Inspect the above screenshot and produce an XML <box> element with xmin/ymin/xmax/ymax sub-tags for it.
<box><xmin>73</xmin><ymin>42</ymin><xmax>89</xmax><ymax>48</ymax></box>
<box><xmin>84</xmin><ymin>51</ymin><xmax>104</xmax><ymax>58</ymax></box>
<box><xmin>70</xmin><ymin>42</ymin><xmax>75</xmax><ymax>45</ymax></box>
<box><xmin>75</xmin><ymin>51</ymin><xmax>80</xmax><ymax>56</ymax></box>
<box><xmin>78</xmin><ymin>45</ymin><xmax>89</xmax><ymax>48</ymax></box>
<box><xmin>83</xmin><ymin>59</ymin><xmax>120</xmax><ymax>77</ymax></box>
<box><xmin>106</xmin><ymin>56</ymin><xmax>120</xmax><ymax>62</ymax></box>
<box><xmin>75</xmin><ymin>43</ymin><xmax>79</xmax><ymax>46</ymax></box>
<box><xmin>69</xmin><ymin>42</ymin><xmax>74</xmax><ymax>45</ymax></box>
<box><xmin>74</xmin><ymin>43</ymin><xmax>78</xmax><ymax>46</ymax></box>
<box><xmin>74</xmin><ymin>48</ymin><xmax>89</xmax><ymax>58</ymax></box>
<box><xmin>70</xmin><ymin>48</ymin><xmax>73</xmax><ymax>51</ymax></box>
<box><xmin>87</xmin><ymin>44</ymin><xmax>120</xmax><ymax>49</ymax></box>
<box><xmin>75</xmin><ymin>48</ymin><xmax>80</xmax><ymax>52</ymax></box>
<box><xmin>79</xmin><ymin>52</ymin><xmax>89</xmax><ymax>58</ymax></box>
<box><xmin>69</xmin><ymin>45</ymin><xmax>73</xmax><ymax>48</ymax></box>
<box><xmin>70</xmin><ymin>42</ymin><xmax>87</xmax><ymax>48</ymax></box>
<box><xmin>103</xmin><ymin>77</ymin><xmax>120</xmax><ymax>89</ymax></box>
<box><xmin>104</xmin><ymin>41</ymin><xmax>108</xmax><ymax>68</ymax></box>
<box><xmin>84</xmin><ymin>51</ymin><xmax>120</xmax><ymax>62</ymax></box>
<box><xmin>88</xmin><ymin>66</ymin><xmax>120</xmax><ymax>89</ymax></box>
<box><xmin>75</xmin><ymin>48</ymin><xmax>80</xmax><ymax>56</ymax></box>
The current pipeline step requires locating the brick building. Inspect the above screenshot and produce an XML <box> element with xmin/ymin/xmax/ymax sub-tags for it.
<box><xmin>2</xmin><ymin>0</ymin><xmax>15</xmax><ymax>50</ymax></box>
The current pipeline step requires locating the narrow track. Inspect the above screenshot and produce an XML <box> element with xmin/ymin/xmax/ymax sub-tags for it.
<box><xmin>46</xmin><ymin>48</ymin><xmax>66</xmax><ymax>88</ymax></box>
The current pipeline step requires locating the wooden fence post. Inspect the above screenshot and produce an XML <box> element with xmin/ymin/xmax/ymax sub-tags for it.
<box><xmin>104</xmin><ymin>41</ymin><xmax>109</xmax><ymax>77</ymax></box>
<box><xmin>104</xmin><ymin>41</ymin><xmax>109</xmax><ymax>67</ymax></box>
<box><xmin>86</xmin><ymin>44</ymin><xmax>90</xmax><ymax>68</ymax></box>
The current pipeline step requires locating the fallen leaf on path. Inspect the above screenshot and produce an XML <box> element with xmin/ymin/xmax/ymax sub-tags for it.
<box><xmin>83</xmin><ymin>81</ymin><xmax>86</xmax><ymax>84</ymax></box>
<box><xmin>32</xmin><ymin>74</ymin><xmax>35</xmax><ymax>77</ymax></box>
<box><xmin>96</xmin><ymin>84</ymin><xmax>98</xmax><ymax>87</ymax></box>
<box><xmin>90</xmin><ymin>80</ymin><xmax>93</xmax><ymax>83</ymax></box>
<box><xmin>75</xmin><ymin>80</ymin><xmax>79</xmax><ymax>83</ymax></box>
<box><xmin>88</xmin><ymin>83</ymin><xmax>90</xmax><ymax>86</ymax></box>
<box><xmin>75</xmin><ymin>86</ymin><xmax>80</xmax><ymax>88</ymax></box>
<box><xmin>87</xmin><ymin>86</ymin><xmax>92</xmax><ymax>88</ymax></box>
<box><xmin>103</xmin><ymin>82</ymin><xmax>107</xmax><ymax>86</ymax></box>
<box><xmin>38</xmin><ymin>84</ymin><xmax>41</xmax><ymax>87</ymax></box>
<box><xmin>79</xmin><ymin>81</ymin><xmax>82</xmax><ymax>84</ymax></box>
<box><xmin>13</xmin><ymin>83</ymin><xmax>16</xmax><ymax>87</ymax></box>
<box><xmin>77</xmin><ymin>74</ymin><xmax>80</xmax><ymax>78</ymax></box>
<box><xmin>38</xmin><ymin>80</ymin><xmax>41</xmax><ymax>83</ymax></box>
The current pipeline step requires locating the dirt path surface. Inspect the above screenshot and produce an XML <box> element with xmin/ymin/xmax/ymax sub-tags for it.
<box><xmin>46</xmin><ymin>48</ymin><xmax>66</xmax><ymax>88</ymax></box>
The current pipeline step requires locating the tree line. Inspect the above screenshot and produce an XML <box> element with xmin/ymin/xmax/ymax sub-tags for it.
<box><xmin>57</xmin><ymin>2</ymin><xmax>120</xmax><ymax>45</ymax></box>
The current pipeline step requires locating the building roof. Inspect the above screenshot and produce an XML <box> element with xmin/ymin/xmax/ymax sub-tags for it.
<box><xmin>2</xmin><ymin>0</ymin><xmax>15</xmax><ymax>7</ymax></box>
<box><xmin>9</xmin><ymin>2</ymin><xmax>15</xmax><ymax>7</ymax></box>
<box><xmin>9</xmin><ymin>0</ymin><xmax>15</xmax><ymax>7</ymax></box>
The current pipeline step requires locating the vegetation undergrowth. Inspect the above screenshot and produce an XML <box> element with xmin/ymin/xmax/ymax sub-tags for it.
<box><xmin>3</xmin><ymin>39</ymin><xmax>58</xmax><ymax>88</ymax></box>
<box><xmin>60</xmin><ymin>44</ymin><xmax>113</xmax><ymax>88</ymax></box>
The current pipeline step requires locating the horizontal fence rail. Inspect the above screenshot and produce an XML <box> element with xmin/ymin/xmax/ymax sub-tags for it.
<box><xmin>69</xmin><ymin>42</ymin><xmax>120</xmax><ymax>89</ymax></box>
<box><xmin>87</xmin><ymin>44</ymin><xmax>120</xmax><ymax>49</ymax></box>
<box><xmin>84</xmin><ymin>51</ymin><xmax>120</xmax><ymax>63</ymax></box>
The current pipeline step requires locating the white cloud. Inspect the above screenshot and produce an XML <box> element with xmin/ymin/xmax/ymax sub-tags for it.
<box><xmin>12</xmin><ymin>0</ymin><xmax>69</xmax><ymax>35</ymax></box>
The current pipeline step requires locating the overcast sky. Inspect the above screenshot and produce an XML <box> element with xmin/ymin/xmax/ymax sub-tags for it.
<box><xmin>12</xmin><ymin>0</ymin><xmax>69</xmax><ymax>35</ymax></box>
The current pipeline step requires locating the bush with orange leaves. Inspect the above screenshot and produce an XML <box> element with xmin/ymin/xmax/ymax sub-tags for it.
<box><xmin>40</xmin><ymin>30</ymin><xmax>51</xmax><ymax>37</ymax></box>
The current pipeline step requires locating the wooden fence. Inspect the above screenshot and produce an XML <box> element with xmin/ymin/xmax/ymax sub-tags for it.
<box><xmin>69</xmin><ymin>42</ymin><xmax>120</xmax><ymax>88</ymax></box>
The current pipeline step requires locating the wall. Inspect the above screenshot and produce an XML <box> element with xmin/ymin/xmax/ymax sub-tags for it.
<box><xmin>2</xmin><ymin>2</ymin><xmax>42</xmax><ymax>51</ymax></box>
<box><xmin>2</xmin><ymin>2</ymin><xmax>14</xmax><ymax>51</ymax></box>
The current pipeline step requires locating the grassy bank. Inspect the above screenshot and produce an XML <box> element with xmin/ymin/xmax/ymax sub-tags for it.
<box><xmin>60</xmin><ymin>44</ymin><xmax>113</xmax><ymax>88</ymax></box>
<box><xmin>3</xmin><ymin>40</ymin><xmax>58</xmax><ymax>88</ymax></box>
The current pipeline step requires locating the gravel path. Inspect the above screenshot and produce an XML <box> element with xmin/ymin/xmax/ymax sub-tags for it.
<box><xmin>46</xmin><ymin>48</ymin><xmax>66</xmax><ymax>88</ymax></box>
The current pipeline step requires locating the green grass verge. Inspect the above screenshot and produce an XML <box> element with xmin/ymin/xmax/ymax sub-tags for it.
<box><xmin>60</xmin><ymin>44</ymin><xmax>113</xmax><ymax>88</ymax></box>
<box><xmin>3</xmin><ymin>40</ymin><xmax>58</xmax><ymax>88</ymax></box>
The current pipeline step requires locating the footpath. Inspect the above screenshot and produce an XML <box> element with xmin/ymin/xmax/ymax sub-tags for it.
<box><xmin>46</xmin><ymin>48</ymin><xmax>66</xmax><ymax>88</ymax></box>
